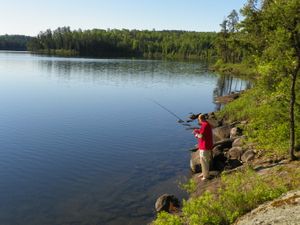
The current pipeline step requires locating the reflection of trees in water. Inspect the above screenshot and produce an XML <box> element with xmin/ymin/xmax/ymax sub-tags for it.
<box><xmin>214</xmin><ymin>75</ymin><xmax>252</xmax><ymax>111</ymax></box>
<box><xmin>37</xmin><ymin>59</ymin><xmax>214</xmax><ymax>87</ymax></box>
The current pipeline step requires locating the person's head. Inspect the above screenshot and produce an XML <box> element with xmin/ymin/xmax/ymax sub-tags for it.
<box><xmin>198</xmin><ymin>114</ymin><xmax>206</xmax><ymax>123</ymax></box>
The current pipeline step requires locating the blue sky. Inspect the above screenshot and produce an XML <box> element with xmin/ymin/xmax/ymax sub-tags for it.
<box><xmin>1</xmin><ymin>0</ymin><xmax>246</xmax><ymax>36</ymax></box>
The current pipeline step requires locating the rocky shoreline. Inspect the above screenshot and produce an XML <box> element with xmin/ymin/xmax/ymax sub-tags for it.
<box><xmin>154</xmin><ymin>91</ymin><xmax>257</xmax><ymax>213</ymax></box>
<box><xmin>155</xmin><ymin>108</ymin><xmax>256</xmax><ymax>214</ymax></box>
<box><xmin>153</xmin><ymin>92</ymin><xmax>300</xmax><ymax>224</ymax></box>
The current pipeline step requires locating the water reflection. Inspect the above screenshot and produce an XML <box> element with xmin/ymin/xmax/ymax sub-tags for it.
<box><xmin>37</xmin><ymin>58</ymin><xmax>212</xmax><ymax>87</ymax></box>
<box><xmin>213</xmin><ymin>75</ymin><xmax>251</xmax><ymax>110</ymax></box>
<box><xmin>0</xmin><ymin>52</ymin><xmax>250</xmax><ymax>225</ymax></box>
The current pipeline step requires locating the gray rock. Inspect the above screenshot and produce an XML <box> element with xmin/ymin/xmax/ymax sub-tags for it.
<box><xmin>234</xmin><ymin>190</ymin><xmax>300</xmax><ymax>225</ymax></box>
<box><xmin>230</xmin><ymin>127</ymin><xmax>243</xmax><ymax>139</ymax></box>
<box><xmin>213</xmin><ymin>138</ymin><xmax>233</xmax><ymax>150</ymax></box>
<box><xmin>207</xmin><ymin>117</ymin><xmax>219</xmax><ymax>128</ymax></box>
<box><xmin>241</xmin><ymin>149</ymin><xmax>255</xmax><ymax>162</ymax></box>
<box><xmin>232</xmin><ymin>136</ymin><xmax>246</xmax><ymax>147</ymax></box>
<box><xmin>212</xmin><ymin>145</ymin><xmax>223</xmax><ymax>157</ymax></box>
<box><xmin>190</xmin><ymin>151</ymin><xmax>201</xmax><ymax>173</ymax></box>
<box><xmin>155</xmin><ymin>194</ymin><xmax>180</xmax><ymax>213</ymax></box>
<box><xmin>213</xmin><ymin>125</ymin><xmax>231</xmax><ymax>142</ymax></box>
<box><xmin>227</xmin><ymin>147</ymin><xmax>244</xmax><ymax>160</ymax></box>
<box><xmin>208</xmin><ymin>112</ymin><xmax>216</xmax><ymax>118</ymax></box>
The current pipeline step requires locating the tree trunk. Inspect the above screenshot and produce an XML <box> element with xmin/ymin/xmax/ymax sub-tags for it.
<box><xmin>289</xmin><ymin>70</ymin><xmax>298</xmax><ymax>160</ymax></box>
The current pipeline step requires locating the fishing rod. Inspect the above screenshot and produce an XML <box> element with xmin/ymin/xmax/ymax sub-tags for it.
<box><xmin>148</xmin><ymin>98</ymin><xmax>203</xmax><ymax>152</ymax></box>
<box><xmin>149</xmin><ymin>99</ymin><xmax>185</xmax><ymax>123</ymax></box>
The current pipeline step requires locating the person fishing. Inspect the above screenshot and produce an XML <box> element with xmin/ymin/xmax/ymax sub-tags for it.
<box><xmin>193</xmin><ymin>114</ymin><xmax>213</xmax><ymax>180</ymax></box>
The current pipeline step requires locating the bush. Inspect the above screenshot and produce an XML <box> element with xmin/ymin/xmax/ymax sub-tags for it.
<box><xmin>179</xmin><ymin>179</ymin><xmax>197</xmax><ymax>194</ymax></box>
<box><xmin>153</xmin><ymin>212</ymin><xmax>182</xmax><ymax>225</ymax></box>
<box><xmin>216</xmin><ymin>86</ymin><xmax>297</xmax><ymax>156</ymax></box>
<box><xmin>153</xmin><ymin>165</ymin><xmax>300</xmax><ymax>225</ymax></box>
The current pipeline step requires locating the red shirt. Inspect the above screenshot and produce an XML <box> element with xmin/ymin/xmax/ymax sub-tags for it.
<box><xmin>194</xmin><ymin>121</ymin><xmax>213</xmax><ymax>150</ymax></box>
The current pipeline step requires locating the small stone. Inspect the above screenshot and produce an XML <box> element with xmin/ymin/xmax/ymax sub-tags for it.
<box><xmin>232</xmin><ymin>136</ymin><xmax>246</xmax><ymax>147</ymax></box>
<box><xmin>230</xmin><ymin>127</ymin><xmax>243</xmax><ymax>139</ymax></box>
<box><xmin>241</xmin><ymin>150</ymin><xmax>255</xmax><ymax>162</ymax></box>
<box><xmin>240</xmin><ymin>120</ymin><xmax>248</xmax><ymax>125</ymax></box>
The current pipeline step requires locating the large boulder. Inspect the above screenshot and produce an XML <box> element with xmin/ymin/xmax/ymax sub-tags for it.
<box><xmin>234</xmin><ymin>190</ymin><xmax>300</xmax><ymax>225</ymax></box>
<box><xmin>213</xmin><ymin>125</ymin><xmax>231</xmax><ymax>142</ymax></box>
<box><xmin>190</xmin><ymin>151</ymin><xmax>201</xmax><ymax>173</ymax></box>
<box><xmin>155</xmin><ymin>194</ymin><xmax>180</xmax><ymax>213</ymax></box>
<box><xmin>207</xmin><ymin>118</ymin><xmax>219</xmax><ymax>128</ymax></box>
<box><xmin>211</xmin><ymin>149</ymin><xmax>227</xmax><ymax>171</ymax></box>
<box><xmin>207</xmin><ymin>112</ymin><xmax>220</xmax><ymax>128</ymax></box>
<box><xmin>213</xmin><ymin>138</ymin><xmax>233</xmax><ymax>149</ymax></box>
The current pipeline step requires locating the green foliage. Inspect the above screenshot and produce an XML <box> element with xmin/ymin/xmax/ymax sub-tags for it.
<box><xmin>153</xmin><ymin>165</ymin><xmax>300</xmax><ymax>225</ymax></box>
<box><xmin>182</xmin><ymin>192</ymin><xmax>224</xmax><ymax>225</ymax></box>
<box><xmin>0</xmin><ymin>35</ymin><xmax>32</xmax><ymax>50</ymax></box>
<box><xmin>179</xmin><ymin>179</ymin><xmax>197</xmax><ymax>194</ymax></box>
<box><xmin>215</xmin><ymin>0</ymin><xmax>300</xmax><ymax>158</ymax></box>
<box><xmin>212</xmin><ymin>60</ymin><xmax>257</xmax><ymax>78</ymax></box>
<box><xmin>27</xmin><ymin>27</ymin><xmax>218</xmax><ymax>59</ymax></box>
<box><xmin>216</xmin><ymin>85</ymin><xmax>299</xmax><ymax>156</ymax></box>
<box><xmin>153</xmin><ymin>212</ymin><xmax>182</xmax><ymax>225</ymax></box>
<box><xmin>182</xmin><ymin>168</ymin><xmax>288</xmax><ymax>225</ymax></box>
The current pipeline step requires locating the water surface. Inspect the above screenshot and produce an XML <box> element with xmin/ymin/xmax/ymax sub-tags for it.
<box><xmin>0</xmin><ymin>51</ymin><xmax>247</xmax><ymax>225</ymax></box>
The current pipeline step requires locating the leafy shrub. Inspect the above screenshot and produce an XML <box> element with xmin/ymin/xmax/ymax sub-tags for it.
<box><xmin>216</xmin><ymin>85</ymin><xmax>299</xmax><ymax>156</ymax></box>
<box><xmin>179</xmin><ymin>179</ymin><xmax>197</xmax><ymax>194</ymax></box>
<box><xmin>153</xmin><ymin>165</ymin><xmax>300</xmax><ymax>225</ymax></box>
<box><xmin>153</xmin><ymin>212</ymin><xmax>182</xmax><ymax>225</ymax></box>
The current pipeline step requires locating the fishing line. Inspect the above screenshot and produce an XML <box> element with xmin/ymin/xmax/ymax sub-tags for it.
<box><xmin>147</xmin><ymin>98</ymin><xmax>185</xmax><ymax>123</ymax></box>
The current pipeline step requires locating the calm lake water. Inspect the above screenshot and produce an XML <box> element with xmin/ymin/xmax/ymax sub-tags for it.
<box><xmin>0</xmin><ymin>51</ymin><xmax>248</xmax><ymax>225</ymax></box>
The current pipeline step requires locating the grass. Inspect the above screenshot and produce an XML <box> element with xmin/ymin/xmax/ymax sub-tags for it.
<box><xmin>153</xmin><ymin>164</ymin><xmax>300</xmax><ymax>225</ymax></box>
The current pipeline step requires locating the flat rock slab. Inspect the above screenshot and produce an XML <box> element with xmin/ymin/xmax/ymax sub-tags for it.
<box><xmin>234</xmin><ymin>190</ymin><xmax>300</xmax><ymax>225</ymax></box>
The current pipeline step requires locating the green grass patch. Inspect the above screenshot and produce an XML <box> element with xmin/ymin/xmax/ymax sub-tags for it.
<box><xmin>153</xmin><ymin>164</ymin><xmax>300</xmax><ymax>225</ymax></box>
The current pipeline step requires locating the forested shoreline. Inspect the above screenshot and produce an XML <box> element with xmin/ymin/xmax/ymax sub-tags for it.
<box><xmin>26</xmin><ymin>28</ymin><xmax>218</xmax><ymax>59</ymax></box>
<box><xmin>0</xmin><ymin>35</ymin><xmax>32</xmax><ymax>51</ymax></box>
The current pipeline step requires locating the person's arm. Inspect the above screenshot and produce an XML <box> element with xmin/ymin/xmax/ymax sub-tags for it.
<box><xmin>193</xmin><ymin>128</ymin><xmax>203</xmax><ymax>138</ymax></box>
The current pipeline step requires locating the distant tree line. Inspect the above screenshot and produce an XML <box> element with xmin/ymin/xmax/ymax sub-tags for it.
<box><xmin>0</xmin><ymin>35</ymin><xmax>32</xmax><ymax>51</ymax></box>
<box><xmin>27</xmin><ymin>28</ymin><xmax>218</xmax><ymax>59</ymax></box>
